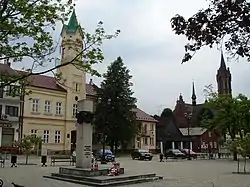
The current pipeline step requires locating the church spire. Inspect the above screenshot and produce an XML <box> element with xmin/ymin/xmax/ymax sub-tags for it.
<box><xmin>191</xmin><ymin>81</ymin><xmax>196</xmax><ymax>106</ymax></box>
<box><xmin>67</xmin><ymin>9</ymin><xmax>79</xmax><ymax>33</ymax></box>
<box><xmin>219</xmin><ymin>51</ymin><xmax>226</xmax><ymax>70</ymax></box>
<box><xmin>216</xmin><ymin>52</ymin><xmax>232</xmax><ymax>95</ymax></box>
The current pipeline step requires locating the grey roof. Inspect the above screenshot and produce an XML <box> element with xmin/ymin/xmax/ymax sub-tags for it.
<box><xmin>179</xmin><ymin>127</ymin><xmax>207</xmax><ymax>136</ymax></box>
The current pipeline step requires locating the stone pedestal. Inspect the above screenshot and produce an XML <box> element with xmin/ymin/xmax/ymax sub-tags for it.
<box><xmin>76</xmin><ymin>99</ymin><xmax>94</xmax><ymax>169</ymax></box>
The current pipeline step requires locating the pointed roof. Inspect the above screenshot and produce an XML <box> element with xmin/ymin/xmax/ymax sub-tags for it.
<box><xmin>192</xmin><ymin>81</ymin><xmax>196</xmax><ymax>100</ymax></box>
<box><xmin>219</xmin><ymin>52</ymin><xmax>227</xmax><ymax>70</ymax></box>
<box><xmin>67</xmin><ymin>9</ymin><xmax>78</xmax><ymax>33</ymax></box>
<box><xmin>61</xmin><ymin>9</ymin><xmax>83</xmax><ymax>37</ymax></box>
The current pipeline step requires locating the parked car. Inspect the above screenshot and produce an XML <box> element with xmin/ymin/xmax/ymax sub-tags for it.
<box><xmin>165</xmin><ymin>149</ymin><xmax>186</xmax><ymax>159</ymax></box>
<box><xmin>180</xmin><ymin>149</ymin><xmax>197</xmax><ymax>159</ymax></box>
<box><xmin>131</xmin><ymin>149</ymin><xmax>153</xmax><ymax>161</ymax></box>
<box><xmin>95</xmin><ymin>149</ymin><xmax>115</xmax><ymax>162</ymax></box>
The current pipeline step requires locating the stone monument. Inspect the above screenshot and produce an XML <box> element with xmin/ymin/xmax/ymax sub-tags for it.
<box><xmin>45</xmin><ymin>98</ymin><xmax>162</xmax><ymax>186</ymax></box>
<box><xmin>75</xmin><ymin>99</ymin><xmax>94</xmax><ymax>168</ymax></box>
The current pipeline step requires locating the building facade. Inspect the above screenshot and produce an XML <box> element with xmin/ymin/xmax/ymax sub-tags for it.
<box><xmin>0</xmin><ymin>62</ymin><xmax>21</xmax><ymax>150</ymax></box>
<box><xmin>131</xmin><ymin>108</ymin><xmax>157</xmax><ymax>151</ymax></box>
<box><xmin>22</xmin><ymin>10</ymin><xmax>85</xmax><ymax>152</ymax></box>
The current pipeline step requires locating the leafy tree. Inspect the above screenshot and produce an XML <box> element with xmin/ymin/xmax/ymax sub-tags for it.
<box><xmin>226</xmin><ymin>134</ymin><xmax>250</xmax><ymax>173</ymax></box>
<box><xmin>18</xmin><ymin>135</ymin><xmax>43</xmax><ymax>164</ymax></box>
<box><xmin>94</xmin><ymin>57</ymin><xmax>137</xmax><ymax>153</ymax></box>
<box><xmin>0</xmin><ymin>0</ymin><xmax>120</xmax><ymax>87</ymax></box>
<box><xmin>171</xmin><ymin>0</ymin><xmax>250</xmax><ymax>63</ymax></box>
<box><xmin>201</xmin><ymin>85</ymin><xmax>250</xmax><ymax>160</ymax></box>
<box><xmin>30</xmin><ymin>135</ymin><xmax>43</xmax><ymax>156</ymax></box>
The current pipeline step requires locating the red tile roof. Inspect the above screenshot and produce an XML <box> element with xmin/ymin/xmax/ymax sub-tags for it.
<box><xmin>0</xmin><ymin>64</ymin><xmax>19</xmax><ymax>76</ymax></box>
<box><xmin>2</xmin><ymin>68</ymin><xmax>155</xmax><ymax>123</ymax></box>
<box><xmin>86</xmin><ymin>83</ymin><xmax>98</xmax><ymax>96</ymax></box>
<box><xmin>132</xmin><ymin>108</ymin><xmax>158</xmax><ymax>123</ymax></box>
<box><xmin>27</xmin><ymin>74</ymin><xmax>67</xmax><ymax>92</ymax></box>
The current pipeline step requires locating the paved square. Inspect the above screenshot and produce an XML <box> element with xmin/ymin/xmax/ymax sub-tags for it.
<box><xmin>0</xmin><ymin>156</ymin><xmax>249</xmax><ymax>187</ymax></box>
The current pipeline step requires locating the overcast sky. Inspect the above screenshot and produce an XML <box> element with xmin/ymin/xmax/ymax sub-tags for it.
<box><xmin>12</xmin><ymin>0</ymin><xmax>250</xmax><ymax>115</ymax></box>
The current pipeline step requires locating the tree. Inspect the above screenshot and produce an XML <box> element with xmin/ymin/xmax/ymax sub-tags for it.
<box><xmin>94</xmin><ymin>57</ymin><xmax>137</xmax><ymax>153</ymax></box>
<box><xmin>18</xmin><ymin>135</ymin><xmax>43</xmax><ymax>164</ymax></box>
<box><xmin>30</xmin><ymin>135</ymin><xmax>43</xmax><ymax>156</ymax></box>
<box><xmin>226</xmin><ymin>134</ymin><xmax>250</xmax><ymax>173</ymax></box>
<box><xmin>201</xmin><ymin>85</ymin><xmax>250</xmax><ymax>160</ymax></box>
<box><xmin>0</xmin><ymin>0</ymin><xmax>120</xmax><ymax>87</ymax></box>
<box><xmin>170</xmin><ymin>0</ymin><xmax>250</xmax><ymax>63</ymax></box>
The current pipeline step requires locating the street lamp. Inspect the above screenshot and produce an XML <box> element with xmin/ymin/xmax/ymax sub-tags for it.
<box><xmin>98</xmin><ymin>97</ymin><xmax>111</xmax><ymax>164</ymax></box>
<box><xmin>184</xmin><ymin>110</ymin><xmax>192</xmax><ymax>160</ymax></box>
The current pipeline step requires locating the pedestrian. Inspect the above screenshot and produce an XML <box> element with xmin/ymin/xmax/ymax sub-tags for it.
<box><xmin>159</xmin><ymin>153</ymin><xmax>164</xmax><ymax>162</ymax></box>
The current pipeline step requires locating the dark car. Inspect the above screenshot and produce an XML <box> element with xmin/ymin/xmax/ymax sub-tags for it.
<box><xmin>131</xmin><ymin>149</ymin><xmax>153</xmax><ymax>161</ymax></box>
<box><xmin>180</xmin><ymin>149</ymin><xmax>197</xmax><ymax>159</ymax></box>
<box><xmin>165</xmin><ymin>149</ymin><xmax>186</xmax><ymax>159</ymax></box>
<box><xmin>95</xmin><ymin>149</ymin><xmax>115</xmax><ymax>162</ymax></box>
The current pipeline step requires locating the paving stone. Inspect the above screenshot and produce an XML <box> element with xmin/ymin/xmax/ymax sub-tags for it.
<box><xmin>0</xmin><ymin>156</ymin><xmax>249</xmax><ymax>187</ymax></box>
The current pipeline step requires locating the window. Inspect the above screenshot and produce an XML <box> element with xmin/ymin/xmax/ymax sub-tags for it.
<box><xmin>143</xmin><ymin>124</ymin><xmax>147</xmax><ymax>133</ymax></box>
<box><xmin>143</xmin><ymin>137</ymin><xmax>148</xmax><ymax>145</ymax></box>
<box><xmin>31</xmin><ymin>129</ymin><xmax>37</xmax><ymax>138</ymax></box>
<box><xmin>75</xmin><ymin>83</ymin><xmax>79</xmax><ymax>92</ymax></box>
<box><xmin>150</xmin><ymin>137</ymin><xmax>154</xmax><ymax>145</ymax></box>
<box><xmin>214</xmin><ymin>142</ymin><xmax>217</xmax><ymax>149</ymax></box>
<box><xmin>0</xmin><ymin>84</ymin><xmax>3</xmax><ymax>98</ymax></box>
<box><xmin>43</xmin><ymin>130</ymin><xmax>49</xmax><ymax>143</ymax></box>
<box><xmin>150</xmin><ymin>124</ymin><xmax>154</xmax><ymax>131</ymax></box>
<box><xmin>209</xmin><ymin>141</ymin><xmax>213</xmax><ymax>148</ymax></box>
<box><xmin>44</xmin><ymin>100</ymin><xmax>51</xmax><ymax>113</ymax></box>
<box><xmin>5</xmin><ymin>106</ymin><xmax>19</xmax><ymax>117</ymax></box>
<box><xmin>74</xmin><ymin>82</ymin><xmax>80</xmax><ymax>92</ymax></box>
<box><xmin>55</xmin><ymin>130</ymin><xmax>61</xmax><ymax>143</ymax></box>
<box><xmin>208</xmin><ymin>131</ymin><xmax>212</xmax><ymax>137</ymax></box>
<box><xmin>0</xmin><ymin>105</ymin><xmax>2</xmax><ymax>115</ymax></box>
<box><xmin>6</xmin><ymin>85</ymin><xmax>20</xmax><ymax>97</ymax></box>
<box><xmin>56</xmin><ymin>102</ymin><xmax>62</xmax><ymax>115</ymax></box>
<box><xmin>32</xmin><ymin>99</ymin><xmax>39</xmax><ymax>112</ymax></box>
<box><xmin>72</xmin><ymin>104</ymin><xmax>77</xmax><ymax>117</ymax></box>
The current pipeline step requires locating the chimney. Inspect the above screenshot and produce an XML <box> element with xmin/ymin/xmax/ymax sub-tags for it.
<box><xmin>4</xmin><ymin>58</ymin><xmax>10</xmax><ymax>67</ymax></box>
<box><xmin>89</xmin><ymin>79</ymin><xmax>93</xmax><ymax>85</ymax></box>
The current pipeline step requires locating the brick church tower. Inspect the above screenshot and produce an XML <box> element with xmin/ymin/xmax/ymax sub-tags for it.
<box><xmin>216</xmin><ymin>52</ymin><xmax>232</xmax><ymax>95</ymax></box>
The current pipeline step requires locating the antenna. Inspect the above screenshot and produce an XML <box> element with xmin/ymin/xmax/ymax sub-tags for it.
<box><xmin>156</xmin><ymin>105</ymin><xmax>167</xmax><ymax>115</ymax></box>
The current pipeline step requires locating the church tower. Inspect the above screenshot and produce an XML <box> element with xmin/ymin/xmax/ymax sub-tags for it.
<box><xmin>191</xmin><ymin>82</ymin><xmax>196</xmax><ymax>106</ymax></box>
<box><xmin>216</xmin><ymin>52</ymin><xmax>232</xmax><ymax>95</ymax></box>
<box><xmin>57</xmin><ymin>9</ymin><xmax>86</xmax><ymax>120</ymax></box>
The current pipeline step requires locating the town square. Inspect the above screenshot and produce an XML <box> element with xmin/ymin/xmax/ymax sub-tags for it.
<box><xmin>0</xmin><ymin>156</ymin><xmax>249</xmax><ymax>187</ymax></box>
<box><xmin>1</xmin><ymin>0</ymin><xmax>250</xmax><ymax>186</ymax></box>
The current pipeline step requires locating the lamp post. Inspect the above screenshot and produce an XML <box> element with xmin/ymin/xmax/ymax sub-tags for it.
<box><xmin>184</xmin><ymin>110</ymin><xmax>192</xmax><ymax>160</ymax></box>
<box><xmin>98</xmin><ymin>98</ymin><xmax>111</xmax><ymax>164</ymax></box>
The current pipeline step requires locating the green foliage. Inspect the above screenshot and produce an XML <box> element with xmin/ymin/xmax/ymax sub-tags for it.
<box><xmin>0</xmin><ymin>0</ymin><xmax>120</xmax><ymax>87</ymax></box>
<box><xmin>201</xmin><ymin>85</ymin><xmax>250</xmax><ymax>142</ymax></box>
<box><xmin>19</xmin><ymin>135</ymin><xmax>43</xmax><ymax>153</ymax></box>
<box><xmin>226</xmin><ymin>134</ymin><xmax>250</xmax><ymax>157</ymax></box>
<box><xmin>171</xmin><ymin>0</ymin><xmax>250</xmax><ymax>63</ymax></box>
<box><xmin>94</xmin><ymin>57</ymin><xmax>137</xmax><ymax>149</ymax></box>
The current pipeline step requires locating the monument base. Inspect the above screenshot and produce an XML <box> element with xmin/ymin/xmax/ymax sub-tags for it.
<box><xmin>44</xmin><ymin>167</ymin><xmax>163</xmax><ymax>186</ymax></box>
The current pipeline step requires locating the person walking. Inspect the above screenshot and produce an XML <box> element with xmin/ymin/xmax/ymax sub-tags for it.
<box><xmin>159</xmin><ymin>152</ymin><xmax>164</xmax><ymax>162</ymax></box>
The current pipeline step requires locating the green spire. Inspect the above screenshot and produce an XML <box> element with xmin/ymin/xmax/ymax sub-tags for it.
<box><xmin>66</xmin><ymin>9</ymin><xmax>79</xmax><ymax>33</ymax></box>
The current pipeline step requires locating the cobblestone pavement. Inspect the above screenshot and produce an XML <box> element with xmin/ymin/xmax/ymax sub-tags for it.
<box><xmin>0</xmin><ymin>156</ymin><xmax>249</xmax><ymax>187</ymax></box>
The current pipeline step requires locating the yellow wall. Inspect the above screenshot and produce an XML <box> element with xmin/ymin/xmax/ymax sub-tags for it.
<box><xmin>22</xmin><ymin>15</ymin><xmax>87</xmax><ymax>151</ymax></box>
<box><xmin>134</xmin><ymin>121</ymin><xmax>156</xmax><ymax>150</ymax></box>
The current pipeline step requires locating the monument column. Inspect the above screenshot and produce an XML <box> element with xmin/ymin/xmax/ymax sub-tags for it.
<box><xmin>76</xmin><ymin>99</ymin><xmax>94</xmax><ymax>168</ymax></box>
